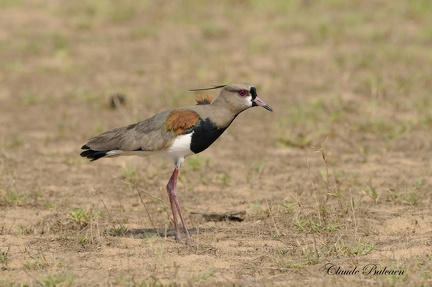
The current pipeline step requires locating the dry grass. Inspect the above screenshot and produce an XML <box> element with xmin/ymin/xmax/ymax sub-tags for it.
<box><xmin>1</xmin><ymin>0</ymin><xmax>432</xmax><ymax>286</ymax></box>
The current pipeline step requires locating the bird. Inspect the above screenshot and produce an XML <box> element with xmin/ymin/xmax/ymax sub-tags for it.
<box><xmin>80</xmin><ymin>83</ymin><xmax>272</xmax><ymax>245</ymax></box>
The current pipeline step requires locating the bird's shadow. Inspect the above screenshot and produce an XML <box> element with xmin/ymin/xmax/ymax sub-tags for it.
<box><xmin>109</xmin><ymin>211</ymin><xmax>244</xmax><ymax>240</ymax></box>
<box><xmin>114</xmin><ymin>227</ymin><xmax>198</xmax><ymax>240</ymax></box>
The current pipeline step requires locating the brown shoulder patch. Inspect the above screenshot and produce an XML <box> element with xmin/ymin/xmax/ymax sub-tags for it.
<box><xmin>166</xmin><ymin>110</ymin><xmax>200</xmax><ymax>135</ymax></box>
<box><xmin>195</xmin><ymin>94</ymin><xmax>213</xmax><ymax>105</ymax></box>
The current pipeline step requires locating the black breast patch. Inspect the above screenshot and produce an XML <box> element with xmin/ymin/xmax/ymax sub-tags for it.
<box><xmin>189</xmin><ymin>118</ymin><xmax>230</xmax><ymax>154</ymax></box>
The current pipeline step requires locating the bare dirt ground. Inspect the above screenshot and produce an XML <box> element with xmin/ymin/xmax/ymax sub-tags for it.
<box><xmin>1</xmin><ymin>1</ymin><xmax>432</xmax><ymax>286</ymax></box>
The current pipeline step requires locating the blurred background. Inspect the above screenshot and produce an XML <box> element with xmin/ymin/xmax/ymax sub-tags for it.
<box><xmin>2</xmin><ymin>0</ymin><xmax>432</xmax><ymax>153</ymax></box>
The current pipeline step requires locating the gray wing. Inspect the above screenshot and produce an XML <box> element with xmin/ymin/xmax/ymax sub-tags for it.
<box><xmin>83</xmin><ymin>110</ymin><xmax>174</xmax><ymax>152</ymax></box>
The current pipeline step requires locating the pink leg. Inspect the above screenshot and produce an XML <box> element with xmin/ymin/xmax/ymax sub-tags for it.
<box><xmin>166</xmin><ymin>167</ymin><xmax>192</xmax><ymax>244</ymax></box>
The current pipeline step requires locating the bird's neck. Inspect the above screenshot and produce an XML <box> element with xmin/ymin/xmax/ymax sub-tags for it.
<box><xmin>207</xmin><ymin>101</ymin><xmax>240</xmax><ymax>128</ymax></box>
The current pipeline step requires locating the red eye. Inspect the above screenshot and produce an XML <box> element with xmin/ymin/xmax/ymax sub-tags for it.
<box><xmin>238</xmin><ymin>90</ymin><xmax>248</xmax><ymax>97</ymax></box>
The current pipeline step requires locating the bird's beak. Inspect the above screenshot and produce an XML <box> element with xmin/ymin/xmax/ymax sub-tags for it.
<box><xmin>252</xmin><ymin>96</ymin><xmax>273</xmax><ymax>112</ymax></box>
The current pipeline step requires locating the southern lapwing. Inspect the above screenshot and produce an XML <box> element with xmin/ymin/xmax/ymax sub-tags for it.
<box><xmin>80</xmin><ymin>83</ymin><xmax>272</xmax><ymax>244</ymax></box>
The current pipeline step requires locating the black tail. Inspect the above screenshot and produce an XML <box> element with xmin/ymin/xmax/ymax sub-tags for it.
<box><xmin>80</xmin><ymin>145</ymin><xmax>108</xmax><ymax>161</ymax></box>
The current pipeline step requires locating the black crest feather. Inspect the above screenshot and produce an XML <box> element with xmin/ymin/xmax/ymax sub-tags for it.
<box><xmin>189</xmin><ymin>85</ymin><xmax>226</xmax><ymax>92</ymax></box>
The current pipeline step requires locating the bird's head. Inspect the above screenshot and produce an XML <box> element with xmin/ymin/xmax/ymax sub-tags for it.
<box><xmin>191</xmin><ymin>83</ymin><xmax>273</xmax><ymax>114</ymax></box>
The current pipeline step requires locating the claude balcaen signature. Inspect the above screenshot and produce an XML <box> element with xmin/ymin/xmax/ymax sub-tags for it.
<box><xmin>323</xmin><ymin>263</ymin><xmax>405</xmax><ymax>276</ymax></box>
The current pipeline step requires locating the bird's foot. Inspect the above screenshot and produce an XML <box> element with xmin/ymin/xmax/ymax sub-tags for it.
<box><xmin>174</xmin><ymin>233</ymin><xmax>183</xmax><ymax>242</ymax></box>
<box><xmin>185</xmin><ymin>238</ymin><xmax>195</xmax><ymax>247</ymax></box>
<box><xmin>174</xmin><ymin>233</ymin><xmax>195</xmax><ymax>246</ymax></box>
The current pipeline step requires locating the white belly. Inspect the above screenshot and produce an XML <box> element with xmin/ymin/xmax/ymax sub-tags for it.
<box><xmin>165</xmin><ymin>132</ymin><xmax>194</xmax><ymax>160</ymax></box>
